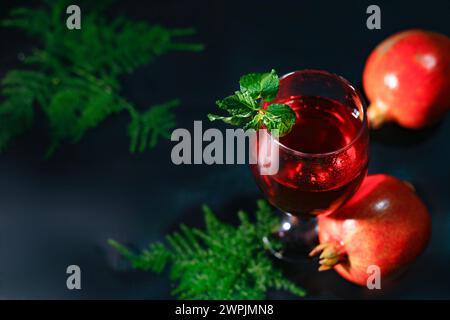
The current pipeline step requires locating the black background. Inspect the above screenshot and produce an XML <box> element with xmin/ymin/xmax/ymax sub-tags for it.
<box><xmin>0</xmin><ymin>0</ymin><xmax>449</xmax><ymax>299</ymax></box>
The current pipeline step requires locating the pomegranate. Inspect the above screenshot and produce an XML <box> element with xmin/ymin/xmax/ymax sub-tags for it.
<box><xmin>309</xmin><ymin>174</ymin><xmax>431</xmax><ymax>286</ymax></box>
<box><xmin>363</xmin><ymin>29</ymin><xmax>450</xmax><ymax>129</ymax></box>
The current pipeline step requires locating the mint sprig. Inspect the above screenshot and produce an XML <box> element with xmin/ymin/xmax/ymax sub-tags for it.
<box><xmin>208</xmin><ymin>70</ymin><xmax>296</xmax><ymax>136</ymax></box>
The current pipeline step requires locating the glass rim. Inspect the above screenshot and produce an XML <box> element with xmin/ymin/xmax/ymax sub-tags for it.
<box><xmin>271</xmin><ymin>69</ymin><xmax>368</xmax><ymax>158</ymax></box>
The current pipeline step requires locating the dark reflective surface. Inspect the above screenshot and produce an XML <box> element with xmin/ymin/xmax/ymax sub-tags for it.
<box><xmin>0</xmin><ymin>0</ymin><xmax>449</xmax><ymax>299</ymax></box>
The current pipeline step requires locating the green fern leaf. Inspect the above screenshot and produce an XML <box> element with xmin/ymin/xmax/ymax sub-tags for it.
<box><xmin>0</xmin><ymin>70</ymin><xmax>50</xmax><ymax>150</ymax></box>
<box><xmin>128</xmin><ymin>99</ymin><xmax>179</xmax><ymax>153</ymax></box>
<box><xmin>110</xmin><ymin>200</ymin><xmax>306</xmax><ymax>300</ymax></box>
<box><xmin>1</xmin><ymin>0</ymin><xmax>203</xmax><ymax>156</ymax></box>
<box><xmin>108</xmin><ymin>239</ymin><xmax>172</xmax><ymax>273</ymax></box>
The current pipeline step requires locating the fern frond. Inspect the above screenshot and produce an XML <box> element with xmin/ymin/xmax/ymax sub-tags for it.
<box><xmin>1</xmin><ymin>70</ymin><xmax>49</xmax><ymax>99</ymax></box>
<box><xmin>0</xmin><ymin>99</ymin><xmax>34</xmax><ymax>152</ymax></box>
<box><xmin>111</xmin><ymin>200</ymin><xmax>306</xmax><ymax>300</ymax></box>
<box><xmin>73</xmin><ymin>92</ymin><xmax>117</xmax><ymax>141</ymax></box>
<box><xmin>268</xmin><ymin>269</ymin><xmax>307</xmax><ymax>297</ymax></box>
<box><xmin>48</xmin><ymin>16</ymin><xmax>203</xmax><ymax>78</ymax></box>
<box><xmin>108</xmin><ymin>239</ymin><xmax>171</xmax><ymax>273</ymax></box>
<box><xmin>1</xmin><ymin>8</ymin><xmax>51</xmax><ymax>38</ymax></box>
<box><xmin>0</xmin><ymin>70</ymin><xmax>52</xmax><ymax>150</ymax></box>
<box><xmin>1</xmin><ymin>0</ymin><xmax>203</xmax><ymax>156</ymax></box>
<box><xmin>179</xmin><ymin>224</ymin><xmax>203</xmax><ymax>254</ymax></box>
<box><xmin>128</xmin><ymin>99</ymin><xmax>179</xmax><ymax>153</ymax></box>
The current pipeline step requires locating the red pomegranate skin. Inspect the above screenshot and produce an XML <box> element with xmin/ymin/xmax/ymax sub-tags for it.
<box><xmin>363</xmin><ymin>29</ymin><xmax>450</xmax><ymax>129</ymax></box>
<box><xmin>316</xmin><ymin>174</ymin><xmax>431</xmax><ymax>286</ymax></box>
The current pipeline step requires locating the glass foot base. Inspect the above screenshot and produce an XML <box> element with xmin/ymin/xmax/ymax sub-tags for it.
<box><xmin>263</xmin><ymin>214</ymin><xmax>319</xmax><ymax>262</ymax></box>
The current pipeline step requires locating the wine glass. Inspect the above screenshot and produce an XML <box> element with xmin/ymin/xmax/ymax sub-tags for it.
<box><xmin>250</xmin><ymin>70</ymin><xmax>369</xmax><ymax>260</ymax></box>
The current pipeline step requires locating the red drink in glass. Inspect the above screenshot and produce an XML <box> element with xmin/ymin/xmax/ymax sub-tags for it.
<box><xmin>250</xmin><ymin>70</ymin><xmax>369</xmax><ymax>259</ymax></box>
<box><xmin>251</xmin><ymin>95</ymin><xmax>368</xmax><ymax>217</ymax></box>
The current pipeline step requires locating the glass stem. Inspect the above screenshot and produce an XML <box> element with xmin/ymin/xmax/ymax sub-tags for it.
<box><xmin>263</xmin><ymin>211</ymin><xmax>319</xmax><ymax>262</ymax></box>
<box><xmin>278</xmin><ymin>212</ymin><xmax>318</xmax><ymax>246</ymax></box>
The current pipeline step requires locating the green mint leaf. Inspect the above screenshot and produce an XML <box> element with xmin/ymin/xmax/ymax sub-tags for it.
<box><xmin>264</xmin><ymin>104</ymin><xmax>296</xmax><ymax>136</ymax></box>
<box><xmin>216</xmin><ymin>93</ymin><xmax>257</xmax><ymax>115</ymax></box>
<box><xmin>210</xmin><ymin>70</ymin><xmax>295</xmax><ymax>136</ymax></box>
<box><xmin>208</xmin><ymin>113</ymin><xmax>251</xmax><ymax>126</ymax></box>
<box><xmin>243</xmin><ymin>112</ymin><xmax>263</xmax><ymax>130</ymax></box>
<box><xmin>239</xmin><ymin>69</ymin><xmax>279</xmax><ymax>101</ymax></box>
<box><xmin>212</xmin><ymin>91</ymin><xmax>258</xmax><ymax>126</ymax></box>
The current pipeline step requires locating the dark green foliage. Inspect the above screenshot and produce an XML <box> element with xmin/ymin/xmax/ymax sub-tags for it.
<box><xmin>0</xmin><ymin>0</ymin><xmax>203</xmax><ymax>156</ymax></box>
<box><xmin>109</xmin><ymin>200</ymin><xmax>306</xmax><ymax>300</ymax></box>
<box><xmin>239</xmin><ymin>70</ymin><xmax>279</xmax><ymax>101</ymax></box>
<box><xmin>128</xmin><ymin>99</ymin><xmax>179</xmax><ymax>153</ymax></box>
<box><xmin>208</xmin><ymin>70</ymin><xmax>296</xmax><ymax>136</ymax></box>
